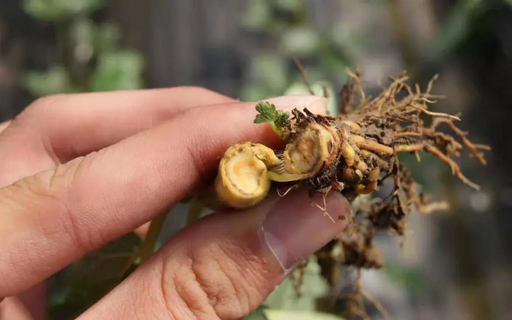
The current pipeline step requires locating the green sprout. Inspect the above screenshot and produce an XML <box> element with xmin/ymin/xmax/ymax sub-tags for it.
<box><xmin>254</xmin><ymin>102</ymin><xmax>291</xmax><ymax>140</ymax></box>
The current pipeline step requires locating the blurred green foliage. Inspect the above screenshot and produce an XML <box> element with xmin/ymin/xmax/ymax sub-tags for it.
<box><xmin>24</xmin><ymin>0</ymin><xmax>107</xmax><ymax>21</ymax></box>
<box><xmin>382</xmin><ymin>262</ymin><xmax>426</xmax><ymax>293</ymax></box>
<box><xmin>22</xmin><ymin>0</ymin><xmax>144</xmax><ymax>97</ymax></box>
<box><xmin>239</xmin><ymin>0</ymin><xmax>355</xmax><ymax>116</ymax></box>
<box><xmin>244</xmin><ymin>257</ymin><xmax>345</xmax><ymax>320</ymax></box>
<box><xmin>425</xmin><ymin>0</ymin><xmax>489</xmax><ymax>60</ymax></box>
<box><xmin>48</xmin><ymin>232</ymin><xmax>142</xmax><ymax>319</ymax></box>
<box><xmin>264</xmin><ymin>257</ymin><xmax>330</xmax><ymax>312</ymax></box>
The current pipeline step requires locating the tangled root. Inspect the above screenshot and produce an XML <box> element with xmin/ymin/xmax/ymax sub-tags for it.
<box><xmin>211</xmin><ymin>68</ymin><xmax>489</xmax><ymax>319</ymax></box>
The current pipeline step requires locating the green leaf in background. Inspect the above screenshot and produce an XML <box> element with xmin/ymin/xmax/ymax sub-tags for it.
<box><xmin>92</xmin><ymin>23</ymin><xmax>121</xmax><ymax>54</ymax></box>
<box><xmin>253</xmin><ymin>256</ymin><xmax>347</xmax><ymax>320</ymax></box>
<box><xmin>280</xmin><ymin>27</ymin><xmax>321</xmax><ymax>57</ymax></box>
<box><xmin>70</xmin><ymin>17</ymin><xmax>95</xmax><ymax>63</ymax></box>
<box><xmin>397</xmin><ymin>152</ymin><xmax>444</xmax><ymax>193</ymax></box>
<box><xmin>244</xmin><ymin>305</ymin><xmax>270</xmax><ymax>320</ymax></box>
<box><xmin>424</xmin><ymin>0</ymin><xmax>486</xmax><ymax>61</ymax></box>
<box><xmin>331</xmin><ymin>22</ymin><xmax>373</xmax><ymax>54</ymax></box>
<box><xmin>24</xmin><ymin>66</ymin><xmax>80</xmax><ymax>96</ymax></box>
<box><xmin>264</xmin><ymin>256</ymin><xmax>329</xmax><ymax>312</ymax></box>
<box><xmin>274</xmin><ymin>0</ymin><xmax>306</xmax><ymax>13</ymax></box>
<box><xmin>89</xmin><ymin>50</ymin><xmax>144</xmax><ymax>91</ymax></box>
<box><xmin>382</xmin><ymin>262</ymin><xmax>425</xmax><ymax>293</ymax></box>
<box><xmin>24</xmin><ymin>0</ymin><xmax>107</xmax><ymax>21</ymax></box>
<box><xmin>240</xmin><ymin>0</ymin><xmax>272</xmax><ymax>31</ymax></box>
<box><xmin>284</xmin><ymin>80</ymin><xmax>338</xmax><ymax>116</ymax></box>
<box><xmin>240</xmin><ymin>84</ymin><xmax>275</xmax><ymax>102</ymax></box>
<box><xmin>251</xmin><ymin>53</ymin><xmax>289</xmax><ymax>92</ymax></box>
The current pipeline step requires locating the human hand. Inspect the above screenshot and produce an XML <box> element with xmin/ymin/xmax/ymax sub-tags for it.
<box><xmin>0</xmin><ymin>88</ymin><xmax>350</xmax><ymax>319</ymax></box>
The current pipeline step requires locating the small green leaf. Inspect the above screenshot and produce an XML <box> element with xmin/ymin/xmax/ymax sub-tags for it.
<box><xmin>254</xmin><ymin>102</ymin><xmax>289</xmax><ymax>125</ymax></box>
<box><xmin>240</xmin><ymin>0</ymin><xmax>272</xmax><ymax>31</ymax></box>
<box><xmin>23</xmin><ymin>0</ymin><xmax>107</xmax><ymax>21</ymax></box>
<box><xmin>24</xmin><ymin>66</ymin><xmax>80</xmax><ymax>97</ymax></box>
<box><xmin>89</xmin><ymin>50</ymin><xmax>144</xmax><ymax>91</ymax></box>
<box><xmin>254</xmin><ymin>102</ymin><xmax>290</xmax><ymax>139</ymax></box>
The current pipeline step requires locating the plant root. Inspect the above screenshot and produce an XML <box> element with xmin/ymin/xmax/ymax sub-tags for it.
<box><xmin>212</xmin><ymin>68</ymin><xmax>490</xmax><ymax>320</ymax></box>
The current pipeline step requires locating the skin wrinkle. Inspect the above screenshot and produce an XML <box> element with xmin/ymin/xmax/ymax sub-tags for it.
<box><xmin>44</xmin><ymin>156</ymin><xmax>100</xmax><ymax>255</ymax></box>
<box><xmin>141</xmin><ymin>266</ymin><xmax>171</xmax><ymax>320</ymax></box>
<box><xmin>40</xmin><ymin>125</ymin><xmax>62</xmax><ymax>166</ymax></box>
<box><xmin>209</xmin><ymin>244</ymin><xmax>243</xmax><ymax>310</ymax></box>
<box><xmin>161</xmin><ymin>232</ymin><xmax>276</xmax><ymax>320</ymax></box>
<box><xmin>0</xmin><ymin>197</ymin><xmax>71</xmax><ymax>294</ymax></box>
<box><xmin>1</xmin><ymin>157</ymin><xmax>104</xmax><ymax>295</ymax></box>
<box><xmin>216</xmin><ymin>248</ymin><xmax>253</xmax><ymax>316</ymax></box>
<box><xmin>191</xmin><ymin>243</ymin><xmax>237</xmax><ymax>313</ymax></box>
<box><xmin>167</xmin><ymin>259</ymin><xmax>217</xmax><ymax>320</ymax></box>
<box><xmin>212</xmin><ymin>237</ymin><xmax>273</xmax><ymax>314</ymax></box>
<box><xmin>159</xmin><ymin>259</ymin><xmax>182</xmax><ymax>320</ymax></box>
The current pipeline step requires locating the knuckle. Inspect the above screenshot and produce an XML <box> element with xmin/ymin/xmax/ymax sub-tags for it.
<box><xmin>162</xmin><ymin>239</ymin><xmax>272</xmax><ymax>320</ymax></box>
<box><xmin>20</xmin><ymin>94</ymin><xmax>67</xmax><ymax>121</ymax></box>
<box><xmin>6</xmin><ymin>156</ymin><xmax>96</xmax><ymax>254</ymax></box>
<box><xmin>46</xmin><ymin>156</ymin><xmax>98</xmax><ymax>252</ymax></box>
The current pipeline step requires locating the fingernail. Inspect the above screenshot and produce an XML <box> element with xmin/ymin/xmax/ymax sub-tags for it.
<box><xmin>264</xmin><ymin>95</ymin><xmax>328</xmax><ymax>114</ymax></box>
<box><xmin>261</xmin><ymin>189</ymin><xmax>351</xmax><ymax>273</ymax></box>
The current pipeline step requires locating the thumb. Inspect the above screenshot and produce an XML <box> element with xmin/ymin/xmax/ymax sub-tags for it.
<box><xmin>78</xmin><ymin>188</ymin><xmax>351</xmax><ymax>320</ymax></box>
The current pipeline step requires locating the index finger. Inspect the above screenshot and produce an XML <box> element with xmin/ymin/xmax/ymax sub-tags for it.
<box><xmin>0</xmin><ymin>95</ymin><xmax>327</xmax><ymax>297</ymax></box>
<box><xmin>0</xmin><ymin>87</ymin><xmax>235</xmax><ymax>187</ymax></box>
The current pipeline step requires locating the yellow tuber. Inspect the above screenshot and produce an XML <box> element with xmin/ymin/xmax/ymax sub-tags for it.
<box><xmin>214</xmin><ymin>142</ymin><xmax>280</xmax><ymax>209</ymax></box>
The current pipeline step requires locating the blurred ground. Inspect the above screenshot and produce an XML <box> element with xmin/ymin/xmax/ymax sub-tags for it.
<box><xmin>1</xmin><ymin>1</ymin><xmax>512</xmax><ymax>320</ymax></box>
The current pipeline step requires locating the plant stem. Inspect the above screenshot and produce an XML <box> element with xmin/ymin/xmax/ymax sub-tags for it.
<box><xmin>116</xmin><ymin>208</ymin><xmax>172</xmax><ymax>282</ymax></box>
<box><xmin>138</xmin><ymin>210</ymin><xmax>170</xmax><ymax>263</ymax></box>
<box><xmin>186</xmin><ymin>199</ymin><xmax>204</xmax><ymax>224</ymax></box>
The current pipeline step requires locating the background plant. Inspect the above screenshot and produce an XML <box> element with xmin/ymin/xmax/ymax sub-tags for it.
<box><xmin>22</xmin><ymin>0</ymin><xmax>144</xmax><ymax>97</ymax></box>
